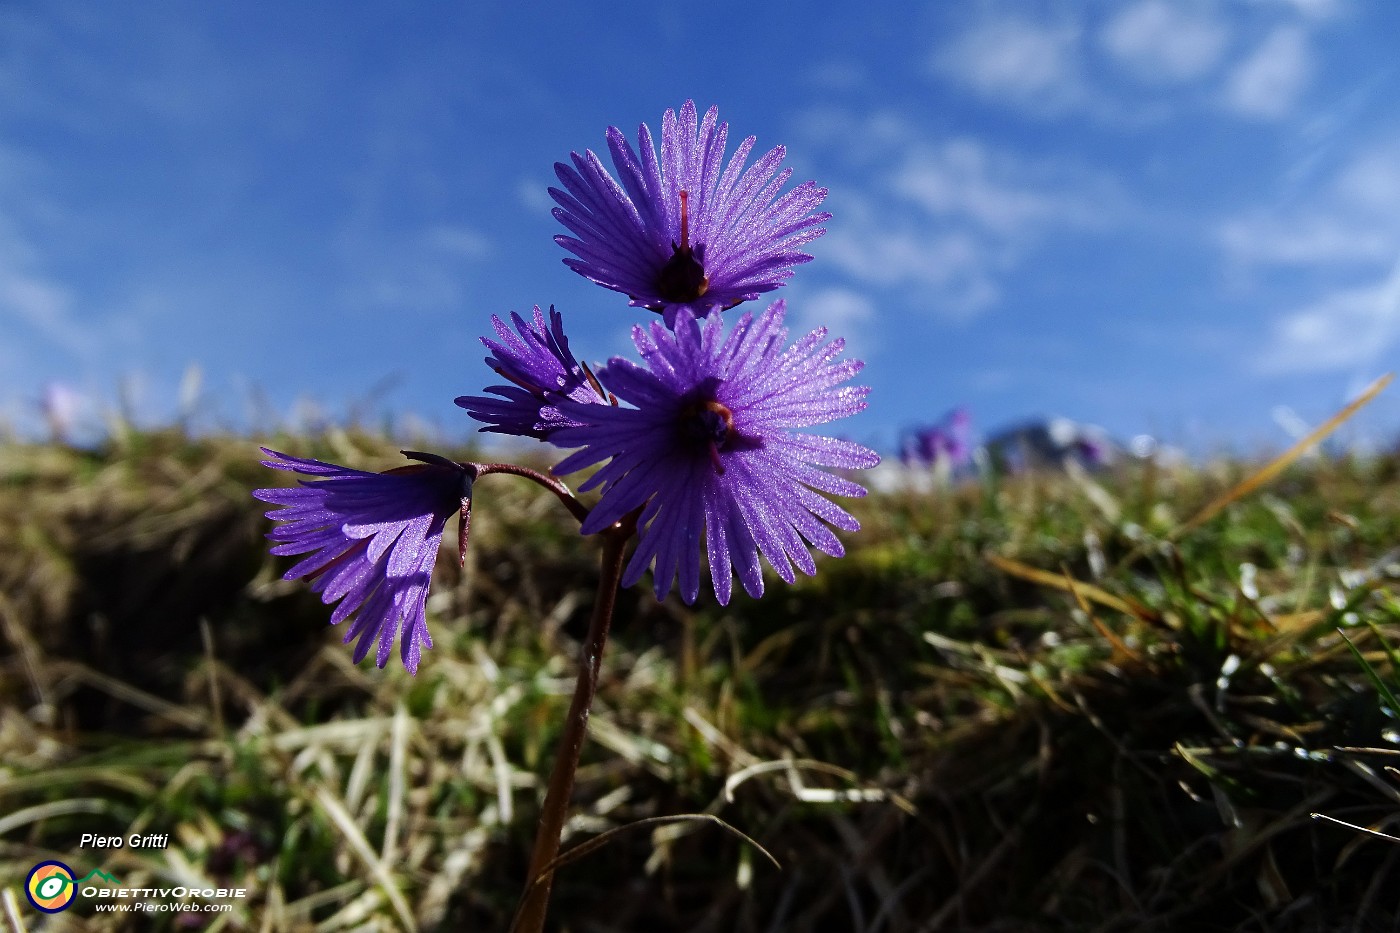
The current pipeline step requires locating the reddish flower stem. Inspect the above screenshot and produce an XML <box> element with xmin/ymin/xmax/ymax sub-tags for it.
<box><xmin>474</xmin><ymin>462</ymin><xmax>591</xmax><ymax>525</ymax></box>
<box><xmin>467</xmin><ymin>458</ymin><xmax>633</xmax><ymax>930</ymax></box>
<box><xmin>510</xmin><ymin>522</ymin><xmax>630</xmax><ymax>933</ymax></box>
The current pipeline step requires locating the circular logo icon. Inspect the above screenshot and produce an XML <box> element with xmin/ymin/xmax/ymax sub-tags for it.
<box><xmin>25</xmin><ymin>860</ymin><xmax>77</xmax><ymax>913</ymax></box>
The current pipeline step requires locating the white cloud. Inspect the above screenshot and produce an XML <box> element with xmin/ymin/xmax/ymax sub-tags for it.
<box><xmin>787</xmin><ymin>286</ymin><xmax>878</xmax><ymax>358</ymax></box>
<box><xmin>0</xmin><ymin>215</ymin><xmax>95</xmax><ymax>360</ymax></box>
<box><xmin>1245</xmin><ymin>0</ymin><xmax>1343</xmax><ymax>19</ymax></box>
<box><xmin>890</xmin><ymin>139</ymin><xmax>1112</xmax><ymax>235</ymax></box>
<box><xmin>1225</xmin><ymin>138</ymin><xmax>1400</xmax><ymax>375</ymax></box>
<box><xmin>1219</xmin><ymin>217</ymin><xmax>1393</xmax><ymax>267</ymax></box>
<box><xmin>1333</xmin><ymin>144</ymin><xmax>1400</xmax><ymax>210</ymax></box>
<box><xmin>334</xmin><ymin>224</ymin><xmax>490</xmax><ymax>315</ymax></box>
<box><xmin>423</xmin><ymin>224</ymin><xmax>492</xmax><ymax>259</ymax></box>
<box><xmin>1256</xmin><ymin>257</ymin><xmax>1400</xmax><ymax>372</ymax></box>
<box><xmin>802</xmin><ymin>287</ymin><xmax>875</xmax><ymax>332</ymax></box>
<box><xmin>800</xmin><ymin>111</ymin><xmax>1123</xmax><ymax>323</ymax></box>
<box><xmin>516</xmin><ymin>177</ymin><xmax>554</xmax><ymax>214</ymax></box>
<box><xmin>931</xmin><ymin>15</ymin><xmax>1083</xmax><ymax>114</ymax></box>
<box><xmin>929</xmin><ymin>4</ymin><xmax>1338</xmax><ymax>127</ymax></box>
<box><xmin>1218</xmin><ymin>139</ymin><xmax>1400</xmax><ymax>268</ymax></box>
<box><xmin>1222</xmin><ymin>26</ymin><xmax>1312</xmax><ymax>119</ymax></box>
<box><xmin>791</xmin><ymin>107</ymin><xmax>915</xmax><ymax>168</ymax></box>
<box><xmin>803</xmin><ymin>59</ymin><xmax>871</xmax><ymax>93</ymax></box>
<box><xmin>1100</xmin><ymin>1</ymin><xmax>1229</xmax><ymax>83</ymax></box>
<box><xmin>818</xmin><ymin>204</ymin><xmax>1001</xmax><ymax>320</ymax></box>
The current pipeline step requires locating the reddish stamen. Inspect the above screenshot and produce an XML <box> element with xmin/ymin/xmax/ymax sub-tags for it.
<box><xmin>680</xmin><ymin>398</ymin><xmax>733</xmax><ymax>476</ymax></box>
<box><xmin>492</xmin><ymin>365</ymin><xmax>547</xmax><ymax>398</ymax></box>
<box><xmin>654</xmin><ymin>189</ymin><xmax>709</xmax><ymax>304</ymax></box>
<box><xmin>581</xmin><ymin>360</ymin><xmax>607</xmax><ymax>402</ymax></box>
<box><xmin>707</xmin><ymin>439</ymin><xmax>726</xmax><ymax>476</ymax></box>
<box><xmin>678</xmin><ymin>190</ymin><xmax>690</xmax><ymax>250</ymax></box>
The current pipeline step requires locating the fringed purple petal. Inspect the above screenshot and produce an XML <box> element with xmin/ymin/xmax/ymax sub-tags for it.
<box><xmin>254</xmin><ymin>450</ymin><xmax>471</xmax><ymax>674</ymax></box>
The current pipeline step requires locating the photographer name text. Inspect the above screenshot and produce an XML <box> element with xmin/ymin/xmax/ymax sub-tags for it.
<box><xmin>79</xmin><ymin>832</ymin><xmax>170</xmax><ymax>849</ymax></box>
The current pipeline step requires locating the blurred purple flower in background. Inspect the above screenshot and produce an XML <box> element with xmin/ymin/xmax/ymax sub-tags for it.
<box><xmin>1073</xmin><ymin>433</ymin><xmax>1110</xmax><ymax>469</ymax></box>
<box><xmin>40</xmin><ymin>382</ymin><xmax>84</xmax><ymax>442</ymax></box>
<box><xmin>455</xmin><ymin>305</ymin><xmax>606</xmax><ymax>439</ymax></box>
<box><xmin>551</xmin><ymin>100</ymin><xmax>830</xmax><ymax>327</ymax></box>
<box><xmin>901</xmin><ymin>407</ymin><xmax>973</xmax><ymax>471</ymax></box>
<box><xmin>253</xmin><ymin>449</ymin><xmax>473</xmax><ymax>674</ymax></box>
<box><xmin>549</xmin><ymin>300</ymin><xmax>878</xmax><ymax>605</ymax></box>
<box><xmin>981</xmin><ymin>418</ymin><xmax>1119</xmax><ymax>473</ymax></box>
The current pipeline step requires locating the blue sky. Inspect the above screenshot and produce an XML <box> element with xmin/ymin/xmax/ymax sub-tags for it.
<box><xmin>3</xmin><ymin>0</ymin><xmax>1399</xmax><ymax>455</ymax></box>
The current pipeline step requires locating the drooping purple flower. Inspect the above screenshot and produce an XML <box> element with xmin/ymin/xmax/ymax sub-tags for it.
<box><xmin>550</xmin><ymin>300</ymin><xmax>878</xmax><ymax>605</ymax></box>
<box><xmin>455</xmin><ymin>306</ymin><xmax>606</xmax><ymax>439</ymax></box>
<box><xmin>253</xmin><ymin>449</ymin><xmax>473</xmax><ymax>674</ymax></box>
<box><xmin>551</xmin><ymin>101</ymin><xmax>831</xmax><ymax>327</ymax></box>
<box><xmin>901</xmin><ymin>408</ymin><xmax>973</xmax><ymax>470</ymax></box>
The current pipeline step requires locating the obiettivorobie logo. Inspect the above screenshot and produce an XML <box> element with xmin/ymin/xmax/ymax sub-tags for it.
<box><xmin>25</xmin><ymin>861</ymin><xmax>122</xmax><ymax>913</ymax></box>
<box><xmin>23</xmin><ymin>858</ymin><xmax>247</xmax><ymax>915</ymax></box>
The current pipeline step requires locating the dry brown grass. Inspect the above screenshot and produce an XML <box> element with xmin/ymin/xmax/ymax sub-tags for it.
<box><xmin>2</xmin><ymin>428</ymin><xmax>1400</xmax><ymax>930</ymax></box>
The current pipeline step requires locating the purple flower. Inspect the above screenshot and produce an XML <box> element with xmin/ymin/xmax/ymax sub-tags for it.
<box><xmin>253</xmin><ymin>449</ymin><xmax>473</xmax><ymax>674</ymax></box>
<box><xmin>551</xmin><ymin>101</ymin><xmax>831</xmax><ymax>327</ymax></box>
<box><xmin>1074</xmin><ymin>434</ymin><xmax>1110</xmax><ymax>469</ymax></box>
<box><xmin>40</xmin><ymin>382</ymin><xmax>84</xmax><ymax>441</ymax></box>
<box><xmin>550</xmin><ymin>300</ymin><xmax>878</xmax><ymax>605</ymax></box>
<box><xmin>455</xmin><ymin>306</ymin><xmax>605</xmax><ymax>439</ymax></box>
<box><xmin>901</xmin><ymin>408</ymin><xmax>973</xmax><ymax>469</ymax></box>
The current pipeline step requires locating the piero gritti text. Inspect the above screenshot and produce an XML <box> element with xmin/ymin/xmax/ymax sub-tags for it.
<box><xmin>79</xmin><ymin>832</ymin><xmax>170</xmax><ymax>849</ymax></box>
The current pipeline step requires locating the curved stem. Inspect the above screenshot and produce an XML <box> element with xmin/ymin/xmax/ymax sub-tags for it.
<box><xmin>510</xmin><ymin>523</ymin><xmax>630</xmax><ymax>933</ymax></box>
<box><xmin>474</xmin><ymin>462</ymin><xmax>591</xmax><ymax>525</ymax></box>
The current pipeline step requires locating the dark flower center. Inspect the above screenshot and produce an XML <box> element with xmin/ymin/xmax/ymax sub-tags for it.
<box><xmin>679</xmin><ymin>396</ymin><xmax>733</xmax><ymax>475</ymax></box>
<box><xmin>655</xmin><ymin>190</ymin><xmax>709</xmax><ymax>303</ymax></box>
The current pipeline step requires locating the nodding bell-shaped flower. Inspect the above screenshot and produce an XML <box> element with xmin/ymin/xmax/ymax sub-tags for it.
<box><xmin>254</xmin><ymin>449</ymin><xmax>474</xmax><ymax>674</ymax></box>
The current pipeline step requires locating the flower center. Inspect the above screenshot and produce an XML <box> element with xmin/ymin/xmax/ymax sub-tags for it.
<box><xmin>679</xmin><ymin>397</ymin><xmax>733</xmax><ymax>475</ymax></box>
<box><xmin>656</xmin><ymin>190</ymin><xmax>709</xmax><ymax>303</ymax></box>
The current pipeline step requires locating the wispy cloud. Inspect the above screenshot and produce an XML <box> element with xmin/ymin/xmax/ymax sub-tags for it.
<box><xmin>1230</xmin><ymin>136</ymin><xmax>1400</xmax><ymax>374</ymax></box>
<box><xmin>802</xmin><ymin>58</ymin><xmax>873</xmax><ymax>93</ymax></box>
<box><xmin>0</xmin><ymin>269</ymin><xmax>83</xmax><ymax>352</ymax></box>
<box><xmin>786</xmin><ymin>286</ymin><xmax>879</xmax><ymax>359</ymax></box>
<box><xmin>423</xmin><ymin>225</ymin><xmax>492</xmax><ymax>259</ymax></box>
<box><xmin>336</xmin><ymin>224</ymin><xmax>492</xmax><ymax>314</ymax></box>
<box><xmin>1221</xmin><ymin>25</ymin><xmax>1313</xmax><ymax>119</ymax></box>
<box><xmin>930</xmin><ymin>14</ymin><xmax>1084</xmax><ymax>116</ymax></box>
<box><xmin>890</xmin><ymin>139</ymin><xmax>1113</xmax><ymax>235</ymax></box>
<box><xmin>0</xmin><ymin>205</ymin><xmax>97</xmax><ymax>364</ymax></box>
<box><xmin>1257</xmin><ymin>255</ymin><xmax>1400</xmax><ymax>372</ymax></box>
<box><xmin>791</xmin><ymin>106</ymin><xmax>916</xmax><ymax>168</ymax></box>
<box><xmin>1219</xmin><ymin>138</ymin><xmax>1400</xmax><ymax>268</ymax></box>
<box><xmin>1332</xmin><ymin>141</ymin><xmax>1400</xmax><ymax>208</ymax></box>
<box><xmin>1246</xmin><ymin>0</ymin><xmax>1344</xmax><ymax>20</ymax></box>
<box><xmin>799</xmin><ymin>113</ymin><xmax>1123</xmax><ymax>323</ymax></box>
<box><xmin>1219</xmin><ymin>217</ymin><xmax>1393</xmax><ymax>267</ymax></box>
<box><xmin>929</xmin><ymin>3</ymin><xmax>1334</xmax><ymax>126</ymax></box>
<box><xmin>1099</xmin><ymin>1</ymin><xmax>1230</xmax><ymax>84</ymax></box>
<box><xmin>516</xmin><ymin>177</ymin><xmax>555</xmax><ymax>214</ymax></box>
<box><xmin>819</xmin><ymin>213</ymin><xmax>1000</xmax><ymax>320</ymax></box>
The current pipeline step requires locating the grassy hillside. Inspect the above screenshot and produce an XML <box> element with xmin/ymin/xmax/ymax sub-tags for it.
<box><xmin>2</xmin><ymin>427</ymin><xmax>1400</xmax><ymax>931</ymax></box>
